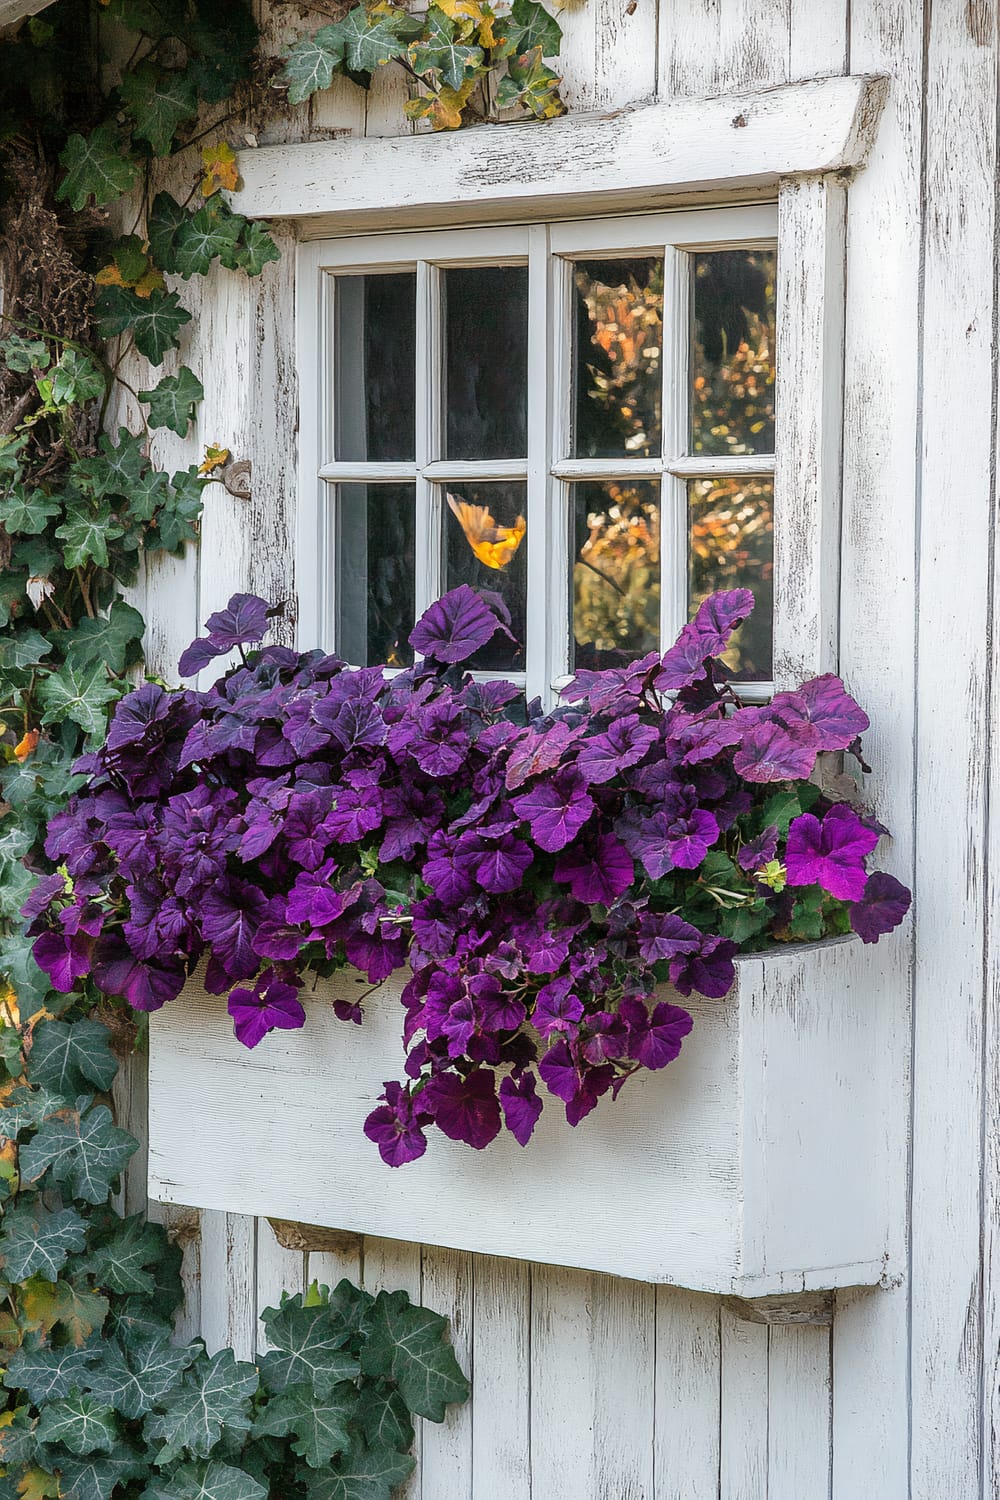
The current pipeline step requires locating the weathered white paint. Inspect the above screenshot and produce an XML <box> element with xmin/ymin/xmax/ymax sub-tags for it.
<box><xmin>0</xmin><ymin>0</ymin><xmax>54</xmax><ymax>26</ymax></box>
<box><xmin>230</xmin><ymin>75</ymin><xmax>885</xmax><ymax>234</ymax></box>
<box><xmin>148</xmin><ymin>937</ymin><xmax>893</xmax><ymax>1296</ymax></box>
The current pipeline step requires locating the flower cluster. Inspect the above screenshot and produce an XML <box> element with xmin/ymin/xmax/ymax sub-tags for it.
<box><xmin>27</xmin><ymin>586</ymin><xmax>910</xmax><ymax>1164</ymax></box>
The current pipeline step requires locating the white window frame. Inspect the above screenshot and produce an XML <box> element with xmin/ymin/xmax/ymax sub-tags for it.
<box><xmin>298</xmin><ymin>204</ymin><xmax>779</xmax><ymax>704</ymax></box>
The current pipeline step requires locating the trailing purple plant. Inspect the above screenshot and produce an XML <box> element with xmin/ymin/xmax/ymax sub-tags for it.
<box><xmin>26</xmin><ymin>586</ymin><xmax>910</xmax><ymax>1165</ymax></box>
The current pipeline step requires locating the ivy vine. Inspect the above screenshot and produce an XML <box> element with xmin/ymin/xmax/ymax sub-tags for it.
<box><xmin>0</xmin><ymin>0</ymin><xmax>565</xmax><ymax>1490</ymax></box>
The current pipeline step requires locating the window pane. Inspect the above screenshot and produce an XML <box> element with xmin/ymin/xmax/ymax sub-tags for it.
<box><xmin>688</xmin><ymin>477</ymin><xmax>773</xmax><ymax>680</ymax></box>
<box><xmin>445</xmin><ymin>267</ymin><xmax>528</xmax><ymax>460</ymax></box>
<box><xmin>572</xmin><ymin>480</ymin><xmax>660</xmax><ymax>669</ymax></box>
<box><xmin>443</xmin><ymin>481</ymin><xmax>527</xmax><ymax>671</ymax></box>
<box><xmin>336</xmin><ymin>483</ymin><xmax>415</xmax><ymax>667</ymax></box>
<box><xmin>691</xmin><ymin>249</ymin><xmax>776</xmax><ymax>457</ymax></box>
<box><xmin>334</xmin><ymin>273</ymin><xmax>416</xmax><ymax>462</ymax></box>
<box><xmin>572</xmin><ymin>257</ymin><xmax>663</xmax><ymax>459</ymax></box>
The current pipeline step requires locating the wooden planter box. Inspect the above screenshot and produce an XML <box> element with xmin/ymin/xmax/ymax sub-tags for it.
<box><xmin>147</xmin><ymin>936</ymin><xmax>896</xmax><ymax>1295</ymax></box>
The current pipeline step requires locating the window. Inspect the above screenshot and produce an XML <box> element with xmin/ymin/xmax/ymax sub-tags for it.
<box><xmin>298</xmin><ymin>206</ymin><xmax>778</xmax><ymax>704</ymax></box>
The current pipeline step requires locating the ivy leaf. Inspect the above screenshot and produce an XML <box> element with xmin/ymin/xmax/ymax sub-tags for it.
<box><xmin>95</xmin><ymin>287</ymin><xmax>192</xmax><ymax>365</ymax></box>
<box><xmin>499</xmin><ymin>0</ymin><xmax>562</xmax><ymax>55</ymax></box>
<box><xmin>148</xmin><ymin>192</ymin><xmax>190</xmax><ymax>275</ymax></box>
<box><xmin>143</xmin><ymin>1460</ymin><xmax>267</xmax><ymax>1500</ymax></box>
<box><xmin>34</xmin><ymin>1394</ymin><xmax>118</xmax><ymax>1456</ymax></box>
<box><xmin>409</xmin><ymin>9</ymin><xmax>482</xmax><ymax>89</ymax></box>
<box><xmin>11</xmin><ymin>1469</ymin><xmax>59</xmax><ymax>1500</ymax></box>
<box><xmin>495</xmin><ymin>45</ymin><xmax>564</xmax><ymax>119</ymax></box>
<box><xmin>233</xmin><ymin>222</ymin><xmax>281</xmax><ymax>278</ymax></box>
<box><xmin>3</xmin><ymin>1343</ymin><xmax>99</xmax><ymax>1404</ymax></box>
<box><xmin>29</xmin><ymin>1018</ymin><xmax>117</xmax><ymax>1096</ymax></box>
<box><xmin>403</xmin><ymin>79</ymin><xmax>475</xmax><ymax>130</ymax></box>
<box><xmin>200</xmin><ymin>141</ymin><xmax>240</xmax><ymax>197</ymax></box>
<box><xmin>138</xmin><ymin>368</ymin><xmax>204</xmax><ymax>436</ymax></box>
<box><xmin>172</xmin><ymin>202</ymin><xmax>242</xmax><ymax>279</ymax></box>
<box><xmin>12</xmin><ymin>534</ymin><xmax>59</xmax><ymax>578</ymax></box>
<box><xmin>85</xmin><ymin>1332</ymin><xmax>190</xmax><ymax>1420</ymax></box>
<box><xmin>298</xmin><ymin>1438</ymin><xmax>415</xmax><ymax>1500</ymax></box>
<box><xmin>358</xmin><ymin>1386</ymin><xmax>413</xmax><ymax>1454</ymax></box>
<box><xmin>359</xmin><ymin>1289</ymin><xmax>469</xmax><ymax>1420</ymax></box>
<box><xmin>0</xmin><ymin>485</ymin><xmax>60</xmax><ymax>536</ymax></box>
<box><xmin>49</xmin><ymin>1449</ymin><xmax>148</xmax><ymax>1500</ymax></box>
<box><xmin>55</xmin><ymin>501</ymin><xmax>125</xmax><ymax>569</ymax></box>
<box><xmin>56</xmin><ymin>601</ymin><xmax>146</xmax><ymax>674</ymax></box>
<box><xmin>0</xmin><ymin>1202</ymin><xmax>87</xmax><ymax>1281</ymax></box>
<box><xmin>254</xmin><ymin>1380</ymin><xmax>356</xmax><ymax>1467</ymax></box>
<box><xmin>119</xmin><ymin>62</ymin><xmax>199</xmax><ymax>156</ymax></box>
<box><xmin>339</xmin><ymin>6</ymin><xmax>417</xmax><ymax>71</ymax></box>
<box><xmin>45</xmin><ymin>351</ymin><xmax>107</xmax><ymax>408</ymax></box>
<box><xmin>1</xmin><ymin>337</ymin><xmax>49</xmax><ymax>374</ymax></box>
<box><xmin>37</xmin><ymin>663</ymin><xmax>121</xmax><ymax>738</ymax></box>
<box><xmin>0</xmin><ymin>626</ymin><xmax>52</xmax><ymax>671</ymax></box>
<box><xmin>19</xmin><ymin>1102</ymin><xmax>137</xmax><ymax>1204</ymax></box>
<box><xmin>258</xmin><ymin>1299</ymin><xmax>361</xmax><ymax>1398</ymax></box>
<box><xmin>81</xmin><ymin>1212</ymin><xmax>166</xmax><ymax>1295</ymax></box>
<box><xmin>143</xmin><ymin>1348</ymin><xmax>258</xmax><ymax>1463</ymax></box>
<box><xmin>57</xmin><ymin>122</ymin><xmax>140</xmax><ymax>210</ymax></box>
<box><xmin>283</xmin><ymin>24</ymin><xmax>346</xmax><ymax>102</ymax></box>
<box><xmin>71</xmin><ymin>428</ymin><xmax>148</xmax><ymax>501</ymax></box>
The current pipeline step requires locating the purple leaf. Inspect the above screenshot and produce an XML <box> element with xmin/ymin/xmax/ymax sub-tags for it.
<box><xmin>849</xmin><ymin>870</ymin><xmax>912</xmax><ymax>942</ymax></box>
<box><xmin>511</xmin><ymin>772</ymin><xmax>595</xmax><ymax>853</ymax></box>
<box><xmin>204</xmin><ymin>594</ymin><xmax>271</xmax><ymax>650</ymax></box>
<box><xmin>631</xmin><ymin>1000</ymin><xmax>693</xmax><ymax>1069</ymax></box>
<box><xmin>737</xmin><ymin>825</ymin><xmax>779</xmax><ymax>873</ymax></box>
<box><xmin>499</xmin><ymin>1071</ymin><xmax>543</xmax><ymax>1146</ymax></box>
<box><xmin>409</xmin><ymin>584</ymin><xmax>508</xmax><ymax>664</ymax></box>
<box><xmin>532</xmin><ymin>976</ymin><xmax>583</xmax><ymax>1038</ymax></box>
<box><xmin>669</xmin><ymin>935</ymin><xmax>738</xmax><ymax>999</ymax></box>
<box><xmin>200</xmin><ymin>881</ymin><xmax>269</xmax><ymax>980</ymax></box>
<box><xmin>364</xmin><ymin>1082</ymin><xmax>428</xmax><ymax>1167</ymax></box>
<box><xmin>421</xmin><ymin>1069</ymin><xmax>502</xmax><ymax>1150</ymax></box>
<box><xmin>106</xmin><ymin>683</ymin><xmax>171</xmax><ymax>751</ymax></box>
<box><xmin>733</xmin><ymin>720</ymin><xmax>821</xmax><ymax>783</ymax></box>
<box><xmin>796</xmin><ymin>674</ymin><xmax>870</xmax><ymax>750</ymax></box>
<box><xmin>575</xmin><ymin>716</ymin><xmax>659</xmax><ymax>786</ymax></box>
<box><xmin>636</xmin><ymin>912</ymin><xmax>701</xmax><ymax>964</ymax></box>
<box><xmin>554</xmin><ymin>832</ymin><xmax>635</xmax><ymax>906</ymax></box>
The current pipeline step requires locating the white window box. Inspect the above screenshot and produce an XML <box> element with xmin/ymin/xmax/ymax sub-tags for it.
<box><xmin>147</xmin><ymin>934</ymin><xmax>896</xmax><ymax>1296</ymax></box>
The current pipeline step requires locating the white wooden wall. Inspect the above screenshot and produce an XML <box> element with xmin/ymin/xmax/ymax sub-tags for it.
<box><xmin>118</xmin><ymin>0</ymin><xmax>1000</xmax><ymax>1492</ymax></box>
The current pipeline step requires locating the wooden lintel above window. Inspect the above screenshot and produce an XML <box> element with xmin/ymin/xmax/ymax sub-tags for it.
<box><xmin>232</xmin><ymin>74</ymin><xmax>887</xmax><ymax>236</ymax></box>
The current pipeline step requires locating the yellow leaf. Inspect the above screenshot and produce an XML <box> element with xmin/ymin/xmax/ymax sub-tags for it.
<box><xmin>133</xmin><ymin>267</ymin><xmax>166</xmax><ymax>298</ymax></box>
<box><xmin>0</xmin><ymin>985</ymin><xmax>20</xmax><ymax>1029</ymax></box>
<box><xmin>94</xmin><ymin>264</ymin><xmax>125</xmax><ymax>288</ymax></box>
<box><xmin>18</xmin><ymin>1470</ymin><xmax>60</xmax><ymax>1500</ymax></box>
<box><xmin>201</xmin><ymin>141</ymin><xmax>240</xmax><ymax>197</ymax></box>
<box><xmin>14</xmin><ymin>729</ymin><xmax>38</xmax><ymax>763</ymax></box>
<box><xmin>21</xmin><ymin>1277</ymin><xmax>108</xmax><ymax>1348</ymax></box>
<box><xmin>199</xmin><ymin>444</ymin><xmax>231</xmax><ymax>476</ymax></box>
<box><xmin>405</xmin><ymin>78</ymin><xmax>476</xmax><ymax>130</ymax></box>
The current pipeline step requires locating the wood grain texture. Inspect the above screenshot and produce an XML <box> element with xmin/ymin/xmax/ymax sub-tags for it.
<box><xmin>199</xmin><ymin>1211</ymin><xmax>257</xmax><ymax>1361</ymax></box>
<box><xmin>557</xmin><ymin>0</ymin><xmax>658</xmax><ymax>112</ymax></box>
<box><xmin>654</xmin><ymin>1288</ymin><xmax>721</xmax><ymax>1497</ymax></box>
<box><xmin>418</xmin><ymin>1248</ymin><xmax>474</xmax><ymax>1499</ymax></box>
<box><xmin>767</xmin><ymin>1324</ymin><xmax>832</xmax><ymax>1498</ymax></box>
<box><xmin>719</xmin><ymin>1308</ymin><xmax>768</xmax><ymax>1499</ymax></box>
<box><xmin>230</xmin><ymin>76</ymin><xmax>886</xmax><ymax>234</ymax></box>
<box><xmin>660</xmin><ymin>0</ymin><xmax>791</xmax><ymax>98</ymax></box>
<box><xmin>255</xmin><ymin>1219</ymin><xmax>304</xmax><ymax>1351</ymax></box>
<box><xmin>469</xmin><ymin>1256</ymin><xmax>531</xmax><ymax>1498</ymax></box>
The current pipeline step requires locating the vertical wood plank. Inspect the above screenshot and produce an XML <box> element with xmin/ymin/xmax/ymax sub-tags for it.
<box><xmin>908</xmin><ymin>0</ymin><xmax>997</xmax><ymax>1495</ymax></box>
<box><xmin>199</xmin><ymin>1211</ymin><xmax>257</xmax><ymax>1360</ymax></box>
<box><xmin>767</xmin><ymin>1324</ymin><xmax>832</xmax><ymax>1500</ymax></box>
<box><xmin>470</xmin><ymin>1255</ymin><xmax>531</xmax><ymax>1500</ymax></box>
<box><xmin>832</xmin><ymin>0</ymin><xmax>924</xmax><ymax>1496</ymax></box>
<box><xmin>557</xmin><ymin>0</ymin><xmax>658</xmax><ymax>113</ymax></box>
<box><xmin>653</xmin><ymin>1287</ymin><xmax>722</xmax><ymax>1498</ymax></box>
<box><xmin>255</xmin><ymin>1220</ymin><xmax>305</xmax><ymax>1352</ymax></box>
<box><xmin>659</xmin><ymin>0</ymin><xmax>790</xmax><ymax>100</ymax></box>
<box><xmin>162</xmin><ymin>1206</ymin><xmax>202</xmax><ymax>1347</ymax></box>
<box><xmin>361</xmin><ymin>1237</ymin><xmax>422</xmax><ymax>1499</ymax></box>
<box><xmin>110</xmin><ymin>1045</ymin><xmax>148</xmax><ymax>1219</ymax></box>
<box><xmin>787</xmin><ymin>0</ymin><xmax>848</xmax><ymax>79</ymax></box>
<box><xmin>719</xmin><ymin>1308</ymin><xmax>768</xmax><ymax>1500</ymax></box>
<box><xmin>418</xmin><ymin>1247</ymin><xmax>474</xmax><ymax>1500</ymax></box>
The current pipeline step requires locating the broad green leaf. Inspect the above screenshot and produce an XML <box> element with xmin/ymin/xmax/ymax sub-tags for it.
<box><xmin>0</xmin><ymin>1201</ymin><xmax>87</xmax><ymax>1281</ymax></box>
<box><xmin>57</xmin><ymin>122</ymin><xmax>140</xmax><ymax>210</ymax></box>
<box><xmin>0</xmin><ymin>571</ymin><xmax>28</xmax><ymax>628</ymax></box>
<box><xmin>495</xmin><ymin>44</ymin><xmax>564</xmax><ymax>118</ymax></box>
<box><xmin>11</xmin><ymin>534</ymin><xmax>59</xmax><ymax>578</ymax></box>
<box><xmin>233</xmin><ymin>221</ymin><xmax>281</xmax><ymax>278</ymax></box>
<box><xmin>254</xmin><ymin>1379</ymin><xmax>355</xmax><ymax>1467</ymax></box>
<box><xmin>299</xmin><ymin>1438</ymin><xmax>415</xmax><ymax>1500</ymax></box>
<box><xmin>119</xmin><ymin>61</ymin><xmax>199</xmax><ymax>156</ymax></box>
<box><xmin>1</xmin><ymin>336</ymin><xmax>49</xmax><ymax>374</ymax></box>
<box><xmin>283</xmin><ymin>23</ymin><xmax>346</xmax><ymax>102</ymax></box>
<box><xmin>3</xmin><ymin>1342</ymin><xmax>98</xmax><ymax>1404</ymax></box>
<box><xmin>359</xmin><ymin>1289</ymin><xmax>469</xmax><ymax>1421</ymax></box>
<box><xmin>258</xmin><ymin>1298</ymin><xmax>361</xmax><ymax>1398</ymax></box>
<box><xmin>56</xmin><ymin>601</ymin><xmax>146</xmax><ymax>674</ymax></box>
<box><xmin>0</xmin><ymin>1084</ymin><xmax>67</xmax><ymax>1135</ymax></box>
<box><xmin>138</xmin><ymin>368</ymin><xmax>204</xmax><ymax>437</ymax></box>
<box><xmin>0</xmin><ymin>819</ymin><xmax>34</xmax><ymax>875</ymax></box>
<box><xmin>499</xmin><ymin>0</ymin><xmax>562</xmax><ymax>55</ymax></box>
<box><xmin>0</xmin><ymin>433</ymin><xmax>27</xmax><ymax>486</ymax></box>
<box><xmin>9</xmin><ymin>1466</ymin><xmax>58</xmax><ymax>1500</ymax></box>
<box><xmin>71</xmin><ymin>428</ymin><xmax>147</xmax><ymax>500</ymax></box>
<box><xmin>153</xmin><ymin>468</ymin><xmax>206</xmax><ymax>553</ymax></box>
<box><xmin>172</xmin><ymin>202</ymin><xmax>242</xmax><ymax>279</ymax></box>
<box><xmin>126</xmin><ymin>466</ymin><xmax>173</xmax><ymax>522</ymax></box>
<box><xmin>37</xmin><ymin>663</ymin><xmax>120</xmax><ymax>738</ymax></box>
<box><xmin>85</xmin><ymin>1332</ymin><xmax>191</xmax><ymax>1420</ymax></box>
<box><xmin>147</xmin><ymin>192</ymin><xmax>190</xmax><ymax>275</ymax></box>
<box><xmin>55</xmin><ymin>501</ymin><xmax>125</xmax><ymax>569</ymax></box>
<box><xmin>34</xmin><ymin>1394</ymin><xmax>117</xmax><ymax>1456</ymax></box>
<box><xmin>142</xmin><ymin>1460</ymin><xmax>267</xmax><ymax>1500</ymax></box>
<box><xmin>0</xmin><ymin>485</ymin><xmax>60</xmax><ymax>536</ymax></box>
<box><xmin>45</xmin><ymin>350</ymin><xmax>106</xmax><ymax>408</ymax></box>
<box><xmin>19</xmin><ymin>1102</ymin><xmax>137</xmax><ymax>1203</ymax></box>
<box><xmin>95</xmin><ymin>287</ymin><xmax>192</xmax><ymax>365</ymax></box>
<box><xmin>339</xmin><ymin>6</ymin><xmax>416</xmax><ymax>72</ymax></box>
<box><xmin>143</xmin><ymin>1348</ymin><xmax>258</xmax><ymax>1463</ymax></box>
<box><xmin>81</xmin><ymin>1211</ymin><xmax>166</xmax><ymax>1295</ymax></box>
<box><xmin>358</xmin><ymin>1385</ymin><xmax>413</xmax><ymax>1454</ymax></box>
<box><xmin>49</xmin><ymin>1448</ymin><xmax>147</xmax><ymax>1500</ymax></box>
<box><xmin>0</xmin><ymin>936</ymin><xmax>50</xmax><ymax>1010</ymax></box>
<box><xmin>410</xmin><ymin>8</ymin><xmax>482</xmax><ymax>89</ymax></box>
<box><xmin>29</xmin><ymin>1018</ymin><xmax>117</xmax><ymax>1096</ymax></box>
<box><xmin>0</xmin><ymin>1404</ymin><xmax>37</xmax><ymax>1465</ymax></box>
<box><xmin>0</xmin><ymin>626</ymin><xmax>51</xmax><ymax>671</ymax></box>
<box><xmin>20</xmin><ymin>1275</ymin><xmax>108</xmax><ymax>1347</ymax></box>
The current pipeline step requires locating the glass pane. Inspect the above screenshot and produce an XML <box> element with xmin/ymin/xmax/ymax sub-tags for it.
<box><xmin>691</xmin><ymin>249</ymin><xmax>776</xmax><ymax>457</ymax></box>
<box><xmin>445</xmin><ymin>266</ymin><xmax>528</xmax><ymax>460</ymax></box>
<box><xmin>572</xmin><ymin>257</ymin><xmax>663</xmax><ymax>459</ymax></box>
<box><xmin>572</xmin><ymin>480</ymin><xmax>660</xmax><ymax>669</ymax></box>
<box><xmin>443</xmin><ymin>481</ymin><xmax>527</xmax><ymax>671</ymax></box>
<box><xmin>334</xmin><ymin>273</ymin><xmax>416</xmax><ymax>462</ymax></box>
<box><xmin>336</xmin><ymin>483</ymin><xmax>415</xmax><ymax>667</ymax></box>
<box><xmin>688</xmin><ymin>477</ymin><xmax>773</xmax><ymax>680</ymax></box>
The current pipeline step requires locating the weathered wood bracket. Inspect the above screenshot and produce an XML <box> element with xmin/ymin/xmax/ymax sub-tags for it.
<box><xmin>267</xmin><ymin>1217</ymin><xmax>362</xmax><ymax>1255</ymax></box>
<box><xmin>222</xmin><ymin>459</ymin><xmax>252</xmax><ymax>500</ymax></box>
<box><xmin>724</xmin><ymin>1292</ymin><xmax>835</xmax><ymax>1327</ymax></box>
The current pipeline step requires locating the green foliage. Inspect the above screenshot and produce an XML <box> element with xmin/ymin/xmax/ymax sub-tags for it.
<box><xmin>138</xmin><ymin>368</ymin><xmax>205</xmax><ymax>436</ymax></box>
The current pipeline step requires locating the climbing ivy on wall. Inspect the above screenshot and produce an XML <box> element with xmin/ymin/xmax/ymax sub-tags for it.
<box><xmin>0</xmin><ymin>0</ymin><xmax>568</xmax><ymax>1489</ymax></box>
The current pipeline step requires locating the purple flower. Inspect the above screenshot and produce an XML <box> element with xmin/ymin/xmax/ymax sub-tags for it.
<box><xmin>505</xmin><ymin>721</ymin><xmax>585</xmax><ymax>789</ymax></box>
<box><xmin>669</xmin><ymin>936</ymin><xmax>738</xmax><ymax>998</ymax></box>
<box><xmin>511</xmin><ymin>771</ymin><xmax>594</xmax><ymax>852</ymax></box>
<box><xmin>228</xmin><ymin>978</ymin><xmax>306</xmax><ymax>1049</ymax></box>
<box><xmin>654</xmin><ymin>589</ymin><xmax>754</xmax><ymax>690</ymax></box>
<box><xmin>636</xmin><ymin>912</ymin><xmax>702</xmax><ymax>964</ymax></box>
<box><xmin>785</xmin><ymin>804</ymin><xmax>880</xmax><ymax>901</ymax></box>
<box><xmin>409</xmin><ymin>585</ymin><xmax>509</xmax><ymax>664</ymax></box>
<box><xmin>200</xmin><ymin>881</ymin><xmax>270</xmax><ymax>980</ymax></box>
<box><xmin>554</xmin><ymin>833</ymin><xmax>634</xmax><ymax>905</ymax></box>
<box><xmin>627</xmin><ymin>999</ymin><xmax>693</xmax><ymax>1069</ymax></box>
<box><xmin>733</xmin><ymin>720</ymin><xmax>821</xmax><ymax>782</ymax></box>
<box><xmin>91</xmin><ymin>935</ymin><xmax>186</xmax><ymax>1011</ymax></box>
<box><xmin>499</xmin><ymin>1071</ymin><xmax>543</xmax><ymax>1145</ymax></box>
<box><xmin>532</xmin><ymin>976</ymin><xmax>583</xmax><ymax>1038</ymax></box>
<box><xmin>420</xmin><ymin>1069</ymin><xmax>502</xmax><ymax>1150</ymax></box>
<box><xmin>364</xmin><ymin>1082</ymin><xmax>428</xmax><ymax>1167</ymax></box>
<box><xmin>575</xmin><ymin>716</ymin><xmax>659</xmax><ymax>785</ymax></box>
<box><xmin>738</xmin><ymin>825</ymin><xmax>779</xmax><ymax>873</ymax></box>
<box><xmin>32</xmin><ymin>929</ymin><xmax>92</xmax><ymax>992</ymax></box>
<box><xmin>470</xmin><ymin>834</ymin><xmax>534</xmax><ymax>894</ymax></box>
<box><xmin>795</xmin><ymin>675</ymin><xmax>870</xmax><ymax>750</ymax></box>
<box><xmin>178</xmin><ymin>594</ymin><xmax>271</xmax><ymax>677</ymax></box>
<box><xmin>106</xmin><ymin>683</ymin><xmax>171</xmax><ymax>751</ymax></box>
<box><xmin>849</xmin><ymin>871</ymin><xmax>911</xmax><ymax>942</ymax></box>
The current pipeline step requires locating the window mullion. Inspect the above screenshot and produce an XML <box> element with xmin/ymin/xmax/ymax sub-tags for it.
<box><xmin>545</xmin><ymin>251</ymin><xmax>573</xmax><ymax>698</ymax></box>
<box><xmin>660</xmin><ymin>246</ymin><xmax>689</xmax><ymax>651</ymax></box>
<box><xmin>414</xmin><ymin>260</ymin><xmax>442</xmax><ymax>621</ymax></box>
<box><xmin>525</xmin><ymin>224</ymin><xmax>552</xmax><ymax>706</ymax></box>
